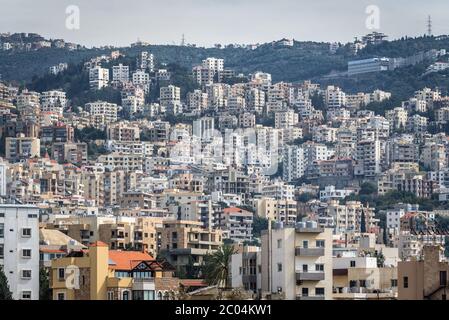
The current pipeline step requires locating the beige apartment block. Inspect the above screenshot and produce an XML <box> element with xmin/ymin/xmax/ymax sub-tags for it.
<box><xmin>261</xmin><ymin>223</ymin><xmax>333</xmax><ymax>300</ymax></box>
<box><xmin>398</xmin><ymin>245</ymin><xmax>449</xmax><ymax>300</ymax></box>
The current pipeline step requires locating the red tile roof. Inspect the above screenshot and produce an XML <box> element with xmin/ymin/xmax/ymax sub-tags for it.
<box><xmin>108</xmin><ymin>250</ymin><xmax>154</xmax><ymax>270</ymax></box>
<box><xmin>89</xmin><ymin>241</ymin><xmax>109</xmax><ymax>247</ymax></box>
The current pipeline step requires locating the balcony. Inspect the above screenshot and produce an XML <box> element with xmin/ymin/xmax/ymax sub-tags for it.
<box><xmin>295</xmin><ymin>247</ymin><xmax>325</xmax><ymax>256</ymax></box>
<box><xmin>296</xmin><ymin>295</ymin><xmax>325</xmax><ymax>301</ymax></box>
<box><xmin>296</xmin><ymin>272</ymin><xmax>325</xmax><ymax>281</ymax></box>
<box><xmin>242</xmin><ymin>274</ymin><xmax>257</xmax><ymax>283</ymax></box>
<box><xmin>295</xmin><ymin>227</ymin><xmax>324</xmax><ymax>233</ymax></box>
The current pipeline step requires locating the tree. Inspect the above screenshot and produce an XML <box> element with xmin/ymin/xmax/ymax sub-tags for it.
<box><xmin>0</xmin><ymin>266</ymin><xmax>13</xmax><ymax>300</ymax></box>
<box><xmin>360</xmin><ymin>209</ymin><xmax>367</xmax><ymax>233</ymax></box>
<box><xmin>203</xmin><ymin>245</ymin><xmax>237</xmax><ymax>289</ymax></box>
<box><xmin>39</xmin><ymin>268</ymin><xmax>51</xmax><ymax>300</ymax></box>
<box><xmin>252</xmin><ymin>215</ymin><xmax>268</xmax><ymax>238</ymax></box>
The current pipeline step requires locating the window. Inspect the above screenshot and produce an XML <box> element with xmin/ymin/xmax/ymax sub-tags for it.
<box><xmin>122</xmin><ymin>291</ymin><xmax>130</xmax><ymax>300</ymax></box>
<box><xmin>350</xmin><ymin>260</ymin><xmax>356</xmax><ymax>267</ymax></box>
<box><xmin>391</xmin><ymin>279</ymin><xmax>398</xmax><ymax>287</ymax></box>
<box><xmin>0</xmin><ymin>223</ymin><xmax>4</xmax><ymax>238</ymax></box>
<box><xmin>57</xmin><ymin>293</ymin><xmax>65</xmax><ymax>300</ymax></box>
<box><xmin>277</xmin><ymin>263</ymin><xmax>282</xmax><ymax>272</ymax></box>
<box><xmin>403</xmin><ymin>276</ymin><xmax>409</xmax><ymax>288</ymax></box>
<box><xmin>22</xmin><ymin>249</ymin><xmax>31</xmax><ymax>258</ymax></box>
<box><xmin>440</xmin><ymin>271</ymin><xmax>447</xmax><ymax>286</ymax></box>
<box><xmin>22</xmin><ymin>270</ymin><xmax>32</xmax><ymax>279</ymax></box>
<box><xmin>58</xmin><ymin>268</ymin><xmax>65</xmax><ymax>280</ymax></box>
<box><xmin>303</xmin><ymin>240</ymin><xmax>308</xmax><ymax>249</ymax></box>
<box><xmin>21</xmin><ymin>291</ymin><xmax>32</xmax><ymax>300</ymax></box>
<box><xmin>315</xmin><ymin>264</ymin><xmax>324</xmax><ymax>272</ymax></box>
<box><xmin>359</xmin><ymin>280</ymin><xmax>367</xmax><ymax>288</ymax></box>
<box><xmin>277</xmin><ymin>239</ymin><xmax>282</xmax><ymax>249</ymax></box>
<box><xmin>301</xmin><ymin>287</ymin><xmax>309</xmax><ymax>297</ymax></box>
<box><xmin>0</xmin><ymin>244</ymin><xmax>3</xmax><ymax>258</ymax></box>
<box><xmin>22</xmin><ymin>228</ymin><xmax>32</xmax><ymax>237</ymax></box>
<box><xmin>302</xmin><ymin>264</ymin><xmax>308</xmax><ymax>272</ymax></box>
<box><xmin>316</xmin><ymin>240</ymin><xmax>325</xmax><ymax>248</ymax></box>
<box><xmin>107</xmin><ymin>291</ymin><xmax>114</xmax><ymax>300</ymax></box>
<box><xmin>315</xmin><ymin>288</ymin><xmax>325</xmax><ymax>296</ymax></box>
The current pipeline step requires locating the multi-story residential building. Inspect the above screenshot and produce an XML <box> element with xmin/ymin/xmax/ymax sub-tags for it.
<box><xmin>40</xmin><ymin>90</ymin><xmax>67</xmax><ymax>115</ymax></box>
<box><xmin>333</xmin><ymin>252</ymin><xmax>398</xmax><ymax>300</ymax></box>
<box><xmin>186</xmin><ymin>89</ymin><xmax>208</xmax><ymax>115</ymax></box>
<box><xmin>245</xmin><ymin>88</ymin><xmax>265</xmax><ymax>114</ymax></box>
<box><xmin>216</xmin><ymin>207</ymin><xmax>253</xmax><ymax>243</ymax></box>
<box><xmin>85</xmin><ymin>101</ymin><xmax>118</xmax><ymax>126</ymax></box>
<box><xmin>156</xmin><ymin>220</ymin><xmax>223</xmax><ymax>273</ymax></box>
<box><xmin>354</xmin><ymin>139</ymin><xmax>381</xmax><ymax>177</ymax></box>
<box><xmin>230</xmin><ymin>245</ymin><xmax>262</xmax><ymax>295</ymax></box>
<box><xmin>398</xmin><ymin>245</ymin><xmax>449</xmax><ymax>300</ymax></box>
<box><xmin>89</xmin><ymin>66</ymin><xmax>109</xmax><ymax>90</ymax></box>
<box><xmin>275</xmin><ymin>110</ymin><xmax>298</xmax><ymax>129</ymax></box>
<box><xmin>256</xmin><ymin>198</ymin><xmax>297</xmax><ymax>225</ymax></box>
<box><xmin>283</xmin><ymin>145</ymin><xmax>305</xmax><ymax>182</ymax></box>
<box><xmin>5</xmin><ymin>136</ymin><xmax>40</xmax><ymax>162</ymax></box>
<box><xmin>386</xmin><ymin>107</ymin><xmax>408</xmax><ymax>130</ymax></box>
<box><xmin>325</xmin><ymin>200</ymin><xmax>378</xmax><ymax>234</ymax></box>
<box><xmin>112</xmin><ymin>64</ymin><xmax>129</xmax><ymax>85</ymax></box>
<box><xmin>0</xmin><ymin>204</ymin><xmax>40</xmax><ymax>300</ymax></box>
<box><xmin>106</xmin><ymin>122</ymin><xmax>140</xmax><ymax>141</ymax></box>
<box><xmin>50</xmin><ymin>241</ymin><xmax>178</xmax><ymax>300</ymax></box>
<box><xmin>261</xmin><ymin>222</ymin><xmax>333</xmax><ymax>300</ymax></box>
<box><xmin>319</xmin><ymin>185</ymin><xmax>355</xmax><ymax>202</ymax></box>
<box><xmin>132</xmin><ymin>70</ymin><xmax>150</xmax><ymax>90</ymax></box>
<box><xmin>137</xmin><ymin>51</ymin><xmax>154</xmax><ymax>72</ymax></box>
<box><xmin>51</xmin><ymin>142</ymin><xmax>88</xmax><ymax>165</ymax></box>
<box><xmin>325</xmin><ymin>85</ymin><xmax>346</xmax><ymax>108</ymax></box>
<box><xmin>160</xmin><ymin>85</ymin><xmax>181</xmax><ymax>111</ymax></box>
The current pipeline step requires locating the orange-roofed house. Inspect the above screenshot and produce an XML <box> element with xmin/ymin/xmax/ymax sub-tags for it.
<box><xmin>50</xmin><ymin>241</ymin><xmax>179</xmax><ymax>300</ymax></box>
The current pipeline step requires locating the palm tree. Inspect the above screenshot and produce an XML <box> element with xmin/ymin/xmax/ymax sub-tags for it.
<box><xmin>0</xmin><ymin>266</ymin><xmax>13</xmax><ymax>300</ymax></box>
<box><xmin>203</xmin><ymin>245</ymin><xmax>237</xmax><ymax>289</ymax></box>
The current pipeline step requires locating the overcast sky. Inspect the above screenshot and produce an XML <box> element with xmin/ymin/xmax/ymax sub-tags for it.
<box><xmin>1</xmin><ymin>0</ymin><xmax>449</xmax><ymax>47</ymax></box>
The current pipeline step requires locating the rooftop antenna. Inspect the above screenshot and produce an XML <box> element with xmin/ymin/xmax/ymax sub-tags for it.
<box><xmin>427</xmin><ymin>15</ymin><xmax>433</xmax><ymax>37</ymax></box>
<box><xmin>181</xmin><ymin>34</ymin><xmax>186</xmax><ymax>46</ymax></box>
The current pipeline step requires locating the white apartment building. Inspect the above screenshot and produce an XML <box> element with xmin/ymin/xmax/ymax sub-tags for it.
<box><xmin>0</xmin><ymin>205</ymin><xmax>40</xmax><ymax>300</ymax></box>
<box><xmin>245</xmin><ymin>88</ymin><xmax>265</xmax><ymax>114</ymax></box>
<box><xmin>275</xmin><ymin>110</ymin><xmax>298</xmax><ymax>129</ymax></box>
<box><xmin>385</xmin><ymin>107</ymin><xmax>408</xmax><ymax>130</ymax></box>
<box><xmin>435</xmin><ymin>107</ymin><xmax>449</xmax><ymax>124</ymax></box>
<box><xmin>16</xmin><ymin>90</ymin><xmax>40</xmax><ymax>110</ymax></box>
<box><xmin>132</xmin><ymin>70</ymin><xmax>150</xmax><ymax>88</ymax></box>
<box><xmin>354</xmin><ymin>139</ymin><xmax>381</xmax><ymax>177</ymax></box>
<box><xmin>89</xmin><ymin>66</ymin><xmax>109</xmax><ymax>90</ymax></box>
<box><xmin>319</xmin><ymin>185</ymin><xmax>355</xmax><ymax>202</ymax></box>
<box><xmin>160</xmin><ymin>85</ymin><xmax>181</xmax><ymax>107</ymax></box>
<box><xmin>112</xmin><ymin>64</ymin><xmax>129</xmax><ymax>84</ymax></box>
<box><xmin>261</xmin><ymin>223</ymin><xmax>333</xmax><ymax>300</ymax></box>
<box><xmin>202</xmin><ymin>57</ymin><xmax>224</xmax><ymax>73</ymax></box>
<box><xmin>186</xmin><ymin>90</ymin><xmax>208</xmax><ymax>115</ymax></box>
<box><xmin>85</xmin><ymin>101</ymin><xmax>118</xmax><ymax>124</ymax></box>
<box><xmin>283</xmin><ymin>145</ymin><xmax>305</xmax><ymax>182</ymax></box>
<box><xmin>325</xmin><ymin>86</ymin><xmax>346</xmax><ymax>108</ymax></box>
<box><xmin>40</xmin><ymin>90</ymin><xmax>67</xmax><ymax>115</ymax></box>
<box><xmin>137</xmin><ymin>51</ymin><xmax>154</xmax><ymax>72</ymax></box>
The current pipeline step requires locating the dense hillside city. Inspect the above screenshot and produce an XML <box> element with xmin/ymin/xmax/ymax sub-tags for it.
<box><xmin>1</xmin><ymin>29</ymin><xmax>449</xmax><ymax>302</ymax></box>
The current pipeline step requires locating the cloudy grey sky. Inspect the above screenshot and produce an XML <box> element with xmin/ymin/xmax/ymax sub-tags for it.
<box><xmin>1</xmin><ymin>0</ymin><xmax>448</xmax><ymax>47</ymax></box>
